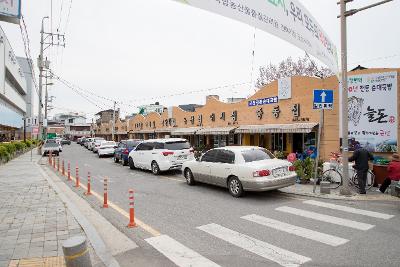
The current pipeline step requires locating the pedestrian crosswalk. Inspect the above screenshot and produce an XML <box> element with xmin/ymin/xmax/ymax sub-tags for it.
<box><xmin>241</xmin><ymin>214</ymin><xmax>349</xmax><ymax>247</ymax></box>
<box><xmin>275</xmin><ymin>206</ymin><xmax>375</xmax><ymax>230</ymax></box>
<box><xmin>145</xmin><ymin>201</ymin><xmax>395</xmax><ymax>267</ymax></box>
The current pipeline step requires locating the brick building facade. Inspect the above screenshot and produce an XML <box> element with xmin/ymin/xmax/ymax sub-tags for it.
<box><xmin>95</xmin><ymin>68</ymin><xmax>400</xmax><ymax>161</ymax></box>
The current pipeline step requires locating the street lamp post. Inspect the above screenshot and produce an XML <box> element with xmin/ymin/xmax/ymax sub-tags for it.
<box><xmin>338</xmin><ymin>0</ymin><xmax>393</xmax><ymax>196</ymax></box>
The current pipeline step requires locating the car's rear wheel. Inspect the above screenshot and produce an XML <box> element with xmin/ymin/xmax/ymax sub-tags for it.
<box><xmin>114</xmin><ymin>156</ymin><xmax>119</xmax><ymax>163</ymax></box>
<box><xmin>129</xmin><ymin>157</ymin><xmax>136</xmax><ymax>170</ymax></box>
<box><xmin>228</xmin><ymin>176</ymin><xmax>243</xmax><ymax>198</ymax></box>
<box><xmin>184</xmin><ymin>168</ymin><xmax>195</xmax><ymax>185</ymax></box>
<box><xmin>151</xmin><ymin>161</ymin><xmax>160</xmax><ymax>175</ymax></box>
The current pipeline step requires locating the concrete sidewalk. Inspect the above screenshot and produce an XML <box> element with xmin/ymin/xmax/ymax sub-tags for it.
<box><xmin>0</xmin><ymin>150</ymin><xmax>101</xmax><ymax>267</ymax></box>
<box><xmin>279</xmin><ymin>182</ymin><xmax>400</xmax><ymax>201</ymax></box>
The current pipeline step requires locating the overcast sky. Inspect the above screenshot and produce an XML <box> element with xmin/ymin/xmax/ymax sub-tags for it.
<box><xmin>1</xmin><ymin>0</ymin><xmax>399</xmax><ymax>120</ymax></box>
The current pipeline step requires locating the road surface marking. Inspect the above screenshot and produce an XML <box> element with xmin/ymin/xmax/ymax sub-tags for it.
<box><xmin>276</xmin><ymin>206</ymin><xmax>374</xmax><ymax>231</ymax></box>
<box><xmin>197</xmin><ymin>223</ymin><xmax>311</xmax><ymax>267</ymax></box>
<box><xmin>145</xmin><ymin>235</ymin><xmax>220</xmax><ymax>267</ymax></box>
<box><xmin>303</xmin><ymin>200</ymin><xmax>395</xmax><ymax>220</ymax></box>
<box><xmin>241</xmin><ymin>214</ymin><xmax>348</xmax><ymax>247</ymax></box>
<box><xmin>68</xmin><ymin>174</ymin><xmax>161</xmax><ymax>237</ymax></box>
<box><xmin>129</xmin><ymin>172</ymin><xmax>184</xmax><ymax>182</ymax></box>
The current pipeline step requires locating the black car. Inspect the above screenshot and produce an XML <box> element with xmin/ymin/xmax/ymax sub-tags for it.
<box><xmin>114</xmin><ymin>139</ymin><xmax>142</xmax><ymax>166</ymax></box>
<box><xmin>61</xmin><ymin>139</ymin><xmax>71</xmax><ymax>145</ymax></box>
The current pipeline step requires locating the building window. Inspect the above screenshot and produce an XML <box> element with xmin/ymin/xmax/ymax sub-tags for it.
<box><xmin>272</xmin><ymin>133</ymin><xmax>287</xmax><ymax>152</ymax></box>
<box><xmin>68</xmin><ymin>119</ymin><xmax>74</xmax><ymax>123</ymax></box>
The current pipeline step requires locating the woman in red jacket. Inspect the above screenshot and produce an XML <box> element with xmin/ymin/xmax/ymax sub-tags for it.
<box><xmin>378</xmin><ymin>153</ymin><xmax>400</xmax><ymax>193</ymax></box>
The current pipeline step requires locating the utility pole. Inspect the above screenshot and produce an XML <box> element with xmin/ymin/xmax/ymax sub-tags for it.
<box><xmin>112</xmin><ymin>101</ymin><xmax>116</xmax><ymax>141</ymax></box>
<box><xmin>37</xmin><ymin>16</ymin><xmax>48</xmax><ymax>146</ymax></box>
<box><xmin>338</xmin><ymin>0</ymin><xmax>393</xmax><ymax>196</ymax></box>
<box><xmin>37</xmin><ymin>17</ymin><xmax>66</xmax><ymax>145</ymax></box>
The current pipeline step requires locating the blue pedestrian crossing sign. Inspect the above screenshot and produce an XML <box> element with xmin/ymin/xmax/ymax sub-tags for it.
<box><xmin>313</xmin><ymin>89</ymin><xmax>333</xmax><ymax>110</ymax></box>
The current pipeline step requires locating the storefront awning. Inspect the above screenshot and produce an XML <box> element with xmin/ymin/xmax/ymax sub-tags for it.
<box><xmin>196</xmin><ymin>127</ymin><xmax>237</xmax><ymax>135</ymax></box>
<box><xmin>134</xmin><ymin>129</ymin><xmax>155</xmax><ymax>134</ymax></box>
<box><xmin>235</xmin><ymin>123</ymin><xmax>318</xmax><ymax>134</ymax></box>
<box><xmin>155</xmin><ymin>128</ymin><xmax>172</xmax><ymax>133</ymax></box>
<box><xmin>171</xmin><ymin>127</ymin><xmax>202</xmax><ymax>136</ymax></box>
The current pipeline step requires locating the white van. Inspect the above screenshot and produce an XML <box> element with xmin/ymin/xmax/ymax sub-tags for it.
<box><xmin>128</xmin><ymin>138</ymin><xmax>194</xmax><ymax>175</ymax></box>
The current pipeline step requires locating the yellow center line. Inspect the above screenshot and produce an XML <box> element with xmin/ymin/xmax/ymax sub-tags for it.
<box><xmin>56</xmin><ymin>165</ymin><xmax>161</xmax><ymax>237</ymax></box>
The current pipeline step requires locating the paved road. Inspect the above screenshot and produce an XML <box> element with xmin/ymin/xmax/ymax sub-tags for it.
<box><xmin>56</xmin><ymin>143</ymin><xmax>400</xmax><ymax>267</ymax></box>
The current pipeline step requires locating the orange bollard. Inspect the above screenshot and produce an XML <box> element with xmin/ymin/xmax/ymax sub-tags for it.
<box><xmin>84</xmin><ymin>171</ymin><xmax>92</xmax><ymax>195</ymax></box>
<box><xmin>57</xmin><ymin>158</ymin><xmax>60</xmax><ymax>172</ymax></box>
<box><xmin>62</xmin><ymin>160</ymin><xmax>65</xmax><ymax>176</ymax></box>
<box><xmin>68</xmin><ymin>162</ymin><xmax>71</xmax><ymax>181</ymax></box>
<box><xmin>75</xmin><ymin>166</ymin><xmax>80</xmax><ymax>187</ymax></box>
<box><xmin>103</xmin><ymin>178</ymin><xmax>109</xmax><ymax>208</ymax></box>
<box><xmin>127</xmin><ymin>189</ymin><xmax>136</xmax><ymax>228</ymax></box>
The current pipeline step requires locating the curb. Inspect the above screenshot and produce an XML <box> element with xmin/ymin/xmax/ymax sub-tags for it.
<box><xmin>36</xmin><ymin>161</ymin><xmax>120</xmax><ymax>267</ymax></box>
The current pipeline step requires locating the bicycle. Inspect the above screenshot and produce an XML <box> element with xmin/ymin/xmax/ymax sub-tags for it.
<box><xmin>321</xmin><ymin>152</ymin><xmax>375</xmax><ymax>190</ymax></box>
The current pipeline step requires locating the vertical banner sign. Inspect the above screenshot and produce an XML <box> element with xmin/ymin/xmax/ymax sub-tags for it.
<box><xmin>0</xmin><ymin>0</ymin><xmax>21</xmax><ymax>24</ymax></box>
<box><xmin>348</xmin><ymin>72</ymin><xmax>397</xmax><ymax>152</ymax></box>
<box><xmin>278</xmin><ymin>77</ymin><xmax>291</xmax><ymax>99</ymax></box>
<box><xmin>173</xmin><ymin>0</ymin><xmax>338</xmax><ymax>73</ymax></box>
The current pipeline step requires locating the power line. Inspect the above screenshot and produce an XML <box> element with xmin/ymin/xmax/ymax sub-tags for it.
<box><xmin>349</xmin><ymin>54</ymin><xmax>400</xmax><ymax>65</ymax></box>
<box><xmin>19</xmin><ymin>15</ymin><xmax>40</xmax><ymax>97</ymax></box>
<box><xmin>50</xmin><ymin>71</ymin><xmax>251</xmax><ymax>109</ymax></box>
<box><xmin>63</xmin><ymin>0</ymin><xmax>73</xmax><ymax>35</ymax></box>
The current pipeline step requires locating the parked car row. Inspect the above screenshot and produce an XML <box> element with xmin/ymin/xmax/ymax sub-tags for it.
<box><xmin>77</xmin><ymin>137</ymin><xmax>296</xmax><ymax>197</ymax></box>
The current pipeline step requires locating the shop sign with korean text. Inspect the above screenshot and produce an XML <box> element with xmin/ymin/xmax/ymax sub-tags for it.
<box><xmin>248</xmin><ymin>96</ymin><xmax>278</xmax><ymax>107</ymax></box>
<box><xmin>173</xmin><ymin>0</ymin><xmax>338</xmax><ymax>73</ymax></box>
<box><xmin>347</xmin><ymin>71</ymin><xmax>397</xmax><ymax>152</ymax></box>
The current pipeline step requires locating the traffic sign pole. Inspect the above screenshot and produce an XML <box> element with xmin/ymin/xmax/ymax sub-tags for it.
<box><xmin>313</xmin><ymin>109</ymin><xmax>324</xmax><ymax>193</ymax></box>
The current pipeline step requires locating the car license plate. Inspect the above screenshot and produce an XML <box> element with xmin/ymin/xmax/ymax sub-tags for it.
<box><xmin>177</xmin><ymin>155</ymin><xmax>187</xmax><ymax>160</ymax></box>
<box><xmin>273</xmin><ymin>167</ymin><xmax>285</xmax><ymax>177</ymax></box>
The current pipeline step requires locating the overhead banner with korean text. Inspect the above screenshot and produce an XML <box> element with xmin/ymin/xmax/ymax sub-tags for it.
<box><xmin>173</xmin><ymin>0</ymin><xmax>338</xmax><ymax>73</ymax></box>
<box><xmin>347</xmin><ymin>72</ymin><xmax>397</xmax><ymax>152</ymax></box>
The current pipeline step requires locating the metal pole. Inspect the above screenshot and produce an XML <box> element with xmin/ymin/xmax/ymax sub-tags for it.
<box><xmin>112</xmin><ymin>101</ymin><xmax>116</xmax><ymax>141</ymax></box>
<box><xmin>339</xmin><ymin>0</ymin><xmax>352</xmax><ymax>196</ymax></box>
<box><xmin>44</xmin><ymin>70</ymin><xmax>48</xmax><ymax>139</ymax></box>
<box><xmin>37</xmin><ymin>16</ymin><xmax>48</xmax><ymax>153</ymax></box>
<box><xmin>23</xmin><ymin>118</ymin><xmax>26</xmax><ymax>142</ymax></box>
<box><xmin>313</xmin><ymin>109</ymin><xmax>324</xmax><ymax>193</ymax></box>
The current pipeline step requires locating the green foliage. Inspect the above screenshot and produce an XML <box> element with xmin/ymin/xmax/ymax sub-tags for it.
<box><xmin>0</xmin><ymin>146</ymin><xmax>10</xmax><ymax>162</ymax></box>
<box><xmin>273</xmin><ymin>150</ymin><xmax>285</xmax><ymax>159</ymax></box>
<box><xmin>24</xmin><ymin>140</ymin><xmax>32</xmax><ymax>148</ymax></box>
<box><xmin>14</xmin><ymin>142</ymin><xmax>27</xmax><ymax>151</ymax></box>
<box><xmin>0</xmin><ymin>143</ymin><xmax>16</xmax><ymax>155</ymax></box>
<box><xmin>293</xmin><ymin>157</ymin><xmax>323</xmax><ymax>181</ymax></box>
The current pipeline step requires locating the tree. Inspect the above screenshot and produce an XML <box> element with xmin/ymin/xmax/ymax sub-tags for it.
<box><xmin>255</xmin><ymin>53</ymin><xmax>334</xmax><ymax>88</ymax></box>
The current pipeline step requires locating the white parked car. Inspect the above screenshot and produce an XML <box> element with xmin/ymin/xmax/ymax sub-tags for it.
<box><xmin>45</xmin><ymin>139</ymin><xmax>62</xmax><ymax>152</ymax></box>
<box><xmin>97</xmin><ymin>141</ymin><xmax>117</xmax><ymax>157</ymax></box>
<box><xmin>91</xmin><ymin>137</ymin><xmax>105</xmax><ymax>152</ymax></box>
<box><xmin>128</xmin><ymin>138</ymin><xmax>194</xmax><ymax>175</ymax></box>
<box><xmin>182</xmin><ymin>146</ymin><xmax>296</xmax><ymax>197</ymax></box>
<box><xmin>84</xmin><ymin>138</ymin><xmax>94</xmax><ymax>149</ymax></box>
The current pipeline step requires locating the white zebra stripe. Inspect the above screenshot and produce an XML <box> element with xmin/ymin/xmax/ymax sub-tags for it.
<box><xmin>197</xmin><ymin>223</ymin><xmax>311</xmax><ymax>267</ymax></box>
<box><xmin>241</xmin><ymin>214</ymin><xmax>349</xmax><ymax>247</ymax></box>
<box><xmin>303</xmin><ymin>200</ymin><xmax>395</xmax><ymax>219</ymax></box>
<box><xmin>145</xmin><ymin>235</ymin><xmax>220</xmax><ymax>267</ymax></box>
<box><xmin>276</xmin><ymin>206</ymin><xmax>375</xmax><ymax>231</ymax></box>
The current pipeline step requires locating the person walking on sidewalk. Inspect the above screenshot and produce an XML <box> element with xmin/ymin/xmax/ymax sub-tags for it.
<box><xmin>349</xmin><ymin>147</ymin><xmax>374</xmax><ymax>194</ymax></box>
<box><xmin>378</xmin><ymin>153</ymin><xmax>400</xmax><ymax>193</ymax></box>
